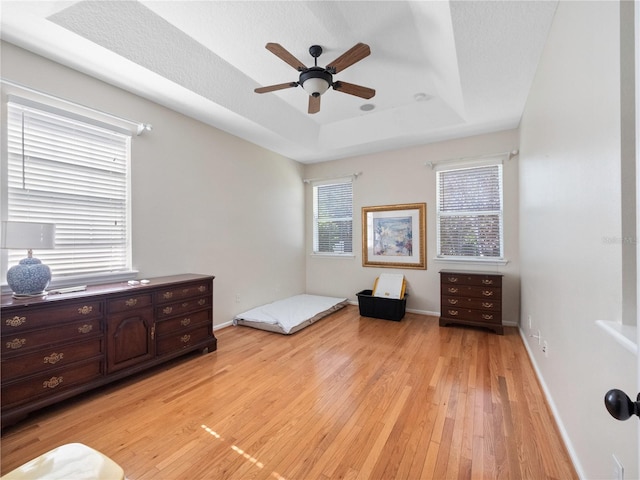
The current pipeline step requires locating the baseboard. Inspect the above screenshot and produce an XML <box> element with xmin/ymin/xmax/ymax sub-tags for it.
<box><xmin>518</xmin><ymin>327</ymin><xmax>585</xmax><ymax>478</ymax></box>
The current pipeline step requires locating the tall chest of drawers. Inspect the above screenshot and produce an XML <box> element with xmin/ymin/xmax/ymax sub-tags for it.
<box><xmin>439</xmin><ymin>270</ymin><xmax>503</xmax><ymax>335</ymax></box>
<box><xmin>1</xmin><ymin>274</ymin><xmax>216</xmax><ymax>428</ymax></box>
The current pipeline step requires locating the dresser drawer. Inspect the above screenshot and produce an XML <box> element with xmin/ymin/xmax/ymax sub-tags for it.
<box><xmin>441</xmin><ymin>295</ymin><xmax>501</xmax><ymax>311</ymax></box>
<box><xmin>156</xmin><ymin>309</ymin><xmax>211</xmax><ymax>337</ymax></box>
<box><xmin>1</xmin><ymin>359</ymin><xmax>103</xmax><ymax>408</ymax></box>
<box><xmin>441</xmin><ymin>307</ymin><xmax>502</xmax><ymax>324</ymax></box>
<box><xmin>1</xmin><ymin>337</ymin><xmax>104</xmax><ymax>381</ymax></box>
<box><xmin>2</xmin><ymin>318</ymin><xmax>102</xmax><ymax>355</ymax></box>
<box><xmin>108</xmin><ymin>294</ymin><xmax>153</xmax><ymax>313</ymax></box>
<box><xmin>2</xmin><ymin>300</ymin><xmax>103</xmax><ymax>334</ymax></box>
<box><xmin>156</xmin><ymin>325</ymin><xmax>212</xmax><ymax>356</ymax></box>
<box><xmin>156</xmin><ymin>296</ymin><xmax>211</xmax><ymax>320</ymax></box>
<box><xmin>154</xmin><ymin>281</ymin><xmax>211</xmax><ymax>304</ymax></box>
<box><xmin>440</xmin><ymin>273</ymin><xmax>502</xmax><ymax>287</ymax></box>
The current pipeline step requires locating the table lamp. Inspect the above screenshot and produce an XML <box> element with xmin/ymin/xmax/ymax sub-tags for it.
<box><xmin>1</xmin><ymin>221</ymin><xmax>56</xmax><ymax>297</ymax></box>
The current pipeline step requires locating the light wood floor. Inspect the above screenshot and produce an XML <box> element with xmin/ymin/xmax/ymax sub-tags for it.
<box><xmin>1</xmin><ymin>306</ymin><xmax>576</xmax><ymax>479</ymax></box>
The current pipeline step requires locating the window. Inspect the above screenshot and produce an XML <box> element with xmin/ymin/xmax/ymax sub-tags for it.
<box><xmin>436</xmin><ymin>163</ymin><xmax>503</xmax><ymax>259</ymax></box>
<box><xmin>312</xmin><ymin>179</ymin><xmax>353</xmax><ymax>255</ymax></box>
<box><xmin>6</xmin><ymin>100</ymin><xmax>132</xmax><ymax>281</ymax></box>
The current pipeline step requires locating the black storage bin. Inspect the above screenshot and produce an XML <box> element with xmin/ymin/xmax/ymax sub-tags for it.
<box><xmin>356</xmin><ymin>289</ymin><xmax>407</xmax><ymax>321</ymax></box>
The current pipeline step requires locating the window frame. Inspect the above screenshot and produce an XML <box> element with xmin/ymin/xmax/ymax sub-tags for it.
<box><xmin>435</xmin><ymin>159</ymin><xmax>506</xmax><ymax>264</ymax></box>
<box><xmin>2</xmin><ymin>97</ymin><xmax>136</xmax><ymax>290</ymax></box>
<box><xmin>311</xmin><ymin>177</ymin><xmax>354</xmax><ymax>257</ymax></box>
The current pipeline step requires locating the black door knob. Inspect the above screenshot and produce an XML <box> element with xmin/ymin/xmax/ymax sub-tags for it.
<box><xmin>604</xmin><ymin>389</ymin><xmax>640</xmax><ymax>420</ymax></box>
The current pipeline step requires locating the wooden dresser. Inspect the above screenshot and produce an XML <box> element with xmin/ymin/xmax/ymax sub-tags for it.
<box><xmin>439</xmin><ymin>270</ymin><xmax>503</xmax><ymax>335</ymax></box>
<box><xmin>1</xmin><ymin>274</ymin><xmax>216</xmax><ymax>428</ymax></box>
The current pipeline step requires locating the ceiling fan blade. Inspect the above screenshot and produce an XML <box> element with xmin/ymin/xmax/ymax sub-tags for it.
<box><xmin>333</xmin><ymin>81</ymin><xmax>375</xmax><ymax>99</ymax></box>
<box><xmin>308</xmin><ymin>95</ymin><xmax>320</xmax><ymax>114</ymax></box>
<box><xmin>254</xmin><ymin>82</ymin><xmax>298</xmax><ymax>94</ymax></box>
<box><xmin>326</xmin><ymin>43</ymin><xmax>371</xmax><ymax>73</ymax></box>
<box><xmin>265</xmin><ymin>43</ymin><xmax>307</xmax><ymax>71</ymax></box>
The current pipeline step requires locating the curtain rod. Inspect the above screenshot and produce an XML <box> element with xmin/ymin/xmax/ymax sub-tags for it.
<box><xmin>303</xmin><ymin>172</ymin><xmax>362</xmax><ymax>184</ymax></box>
<box><xmin>425</xmin><ymin>149</ymin><xmax>519</xmax><ymax>170</ymax></box>
<box><xmin>1</xmin><ymin>78</ymin><xmax>152</xmax><ymax>135</ymax></box>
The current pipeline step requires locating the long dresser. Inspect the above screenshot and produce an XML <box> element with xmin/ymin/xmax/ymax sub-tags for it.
<box><xmin>1</xmin><ymin>274</ymin><xmax>216</xmax><ymax>428</ymax></box>
<box><xmin>439</xmin><ymin>270</ymin><xmax>503</xmax><ymax>335</ymax></box>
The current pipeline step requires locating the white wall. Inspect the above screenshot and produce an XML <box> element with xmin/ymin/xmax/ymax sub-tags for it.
<box><xmin>303</xmin><ymin>129</ymin><xmax>521</xmax><ymax>323</ymax></box>
<box><xmin>519</xmin><ymin>1</ymin><xmax>638</xmax><ymax>478</ymax></box>
<box><xmin>0</xmin><ymin>42</ymin><xmax>307</xmax><ymax>327</ymax></box>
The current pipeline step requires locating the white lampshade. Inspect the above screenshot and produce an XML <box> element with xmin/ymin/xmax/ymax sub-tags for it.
<box><xmin>302</xmin><ymin>78</ymin><xmax>330</xmax><ymax>97</ymax></box>
<box><xmin>1</xmin><ymin>221</ymin><xmax>56</xmax><ymax>250</ymax></box>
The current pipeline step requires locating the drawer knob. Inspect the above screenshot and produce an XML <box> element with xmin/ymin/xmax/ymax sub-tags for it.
<box><xmin>198</xmin><ymin>286</ymin><xmax>206</xmax><ymax>293</ymax></box>
<box><xmin>482</xmin><ymin>302</ymin><xmax>494</xmax><ymax>308</ymax></box>
<box><xmin>125</xmin><ymin>298</ymin><xmax>138</xmax><ymax>307</ymax></box>
<box><xmin>6</xmin><ymin>338</ymin><xmax>26</xmax><ymax>350</ymax></box>
<box><xmin>482</xmin><ymin>291</ymin><xmax>494</xmax><ymax>297</ymax></box>
<box><xmin>181</xmin><ymin>318</ymin><xmax>191</xmax><ymax>327</ymax></box>
<box><xmin>43</xmin><ymin>376</ymin><xmax>63</xmax><ymax>389</ymax></box>
<box><xmin>6</xmin><ymin>316</ymin><xmax>26</xmax><ymax>327</ymax></box>
<box><xmin>163</xmin><ymin>307</ymin><xmax>173</xmax><ymax>315</ymax></box>
<box><xmin>78</xmin><ymin>306</ymin><xmax>93</xmax><ymax>315</ymax></box>
<box><xmin>163</xmin><ymin>292</ymin><xmax>174</xmax><ymax>300</ymax></box>
<box><xmin>182</xmin><ymin>302</ymin><xmax>189</xmax><ymax>308</ymax></box>
<box><xmin>44</xmin><ymin>352</ymin><xmax>64</xmax><ymax>364</ymax></box>
<box><xmin>448</xmin><ymin>299</ymin><xmax>459</xmax><ymax>305</ymax></box>
<box><xmin>198</xmin><ymin>299</ymin><xmax>206</xmax><ymax>306</ymax></box>
<box><xmin>180</xmin><ymin>334</ymin><xmax>191</xmax><ymax>343</ymax></box>
<box><xmin>448</xmin><ymin>277</ymin><xmax>458</xmax><ymax>283</ymax></box>
<box><xmin>447</xmin><ymin>287</ymin><xmax>458</xmax><ymax>294</ymax></box>
<box><xmin>482</xmin><ymin>279</ymin><xmax>494</xmax><ymax>285</ymax></box>
<box><xmin>78</xmin><ymin>324</ymin><xmax>93</xmax><ymax>334</ymax></box>
<box><xmin>448</xmin><ymin>310</ymin><xmax>459</xmax><ymax>316</ymax></box>
<box><xmin>482</xmin><ymin>314</ymin><xmax>494</xmax><ymax>320</ymax></box>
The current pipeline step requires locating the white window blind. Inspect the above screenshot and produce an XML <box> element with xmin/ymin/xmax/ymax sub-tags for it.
<box><xmin>437</xmin><ymin>164</ymin><xmax>503</xmax><ymax>258</ymax></box>
<box><xmin>7</xmin><ymin>101</ymin><xmax>131</xmax><ymax>278</ymax></box>
<box><xmin>313</xmin><ymin>180</ymin><xmax>353</xmax><ymax>254</ymax></box>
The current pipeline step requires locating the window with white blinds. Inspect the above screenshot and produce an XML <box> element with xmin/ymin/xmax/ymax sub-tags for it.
<box><xmin>436</xmin><ymin>164</ymin><xmax>503</xmax><ymax>258</ymax></box>
<box><xmin>313</xmin><ymin>180</ymin><xmax>353</xmax><ymax>254</ymax></box>
<box><xmin>6</xmin><ymin>101</ymin><xmax>132</xmax><ymax>279</ymax></box>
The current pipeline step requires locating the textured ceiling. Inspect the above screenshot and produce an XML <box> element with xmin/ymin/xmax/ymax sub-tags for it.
<box><xmin>0</xmin><ymin>0</ymin><xmax>558</xmax><ymax>163</ymax></box>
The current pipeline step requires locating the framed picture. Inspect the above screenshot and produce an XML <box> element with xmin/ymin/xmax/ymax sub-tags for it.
<box><xmin>362</xmin><ymin>203</ymin><xmax>426</xmax><ymax>269</ymax></box>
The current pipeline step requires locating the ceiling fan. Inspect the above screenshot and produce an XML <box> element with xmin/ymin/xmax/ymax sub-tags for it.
<box><xmin>254</xmin><ymin>43</ymin><xmax>376</xmax><ymax>114</ymax></box>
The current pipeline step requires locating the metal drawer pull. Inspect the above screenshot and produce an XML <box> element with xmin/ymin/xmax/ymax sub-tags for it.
<box><xmin>198</xmin><ymin>299</ymin><xmax>206</xmax><ymax>306</ymax></box>
<box><xmin>181</xmin><ymin>318</ymin><xmax>191</xmax><ymax>327</ymax></box>
<box><xmin>44</xmin><ymin>352</ymin><xmax>64</xmax><ymax>364</ymax></box>
<box><xmin>181</xmin><ymin>334</ymin><xmax>191</xmax><ymax>343</ymax></box>
<box><xmin>43</xmin><ymin>376</ymin><xmax>63</xmax><ymax>389</ymax></box>
<box><xmin>182</xmin><ymin>289</ymin><xmax>189</xmax><ymax>294</ymax></box>
<box><xmin>482</xmin><ymin>291</ymin><xmax>494</xmax><ymax>297</ymax></box>
<box><xmin>448</xmin><ymin>310</ymin><xmax>459</xmax><ymax>316</ymax></box>
<box><xmin>448</xmin><ymin>277</ymin><xmax>458</xmax><ymax>283</ymax></box>
<box><xmin>198</xmin><ymin>286</ymin><xmax>206</xmax><ymax>292</ymax></box>
<box><xmin>6</xmin><ymin>338</ymin><xmax>26</xmax><ymax>350</ymax></box>
<box><xmin>182</xmin><ymin>302</ymin><xmax>189</xmax><ymax>308</ymax></box>
<box><xmin>6</xmin><ymin>316</ymin><xmax>26</xmax><ymax>327</ymax></box>
<box><xmin>78</xmin><ymin>306</ymin><xmax>93</xmax><ymax>315</ymax></box>
<box><xmin>448</xmin><ymin>299</ymin><xmax>458</xmax><ymax>305</ymax></box>
<box><xmin>163</xmin><ymin>292</ymin><xmax>174</xmax><ymax>299</ymax></box>
<box><xmin>447</xmin><ymin>287</ymin><xmax>458</xmax><ymax>294</ymax></box>
<box><xmin>482</xmin><ymin>279</ymin><xmax>494</xmax><ymax>285</ymax></box>
<box><xmin>482</xmin><ymin>302</ymin><xmax>494</xmax><ymax>308</ymax></box>
<box><xmin>125</xmin><ymin>298</ymin><xmax>138</xmax><ymax>307</ymax></box>
<box><xmin>163</xmin><ymin>307</ymin><xmax>173</xmax><ymax>315</ymax></box>
<box><xmin>78</xmin><ymin>324</ymin><xmax>93</xmax><ymax>334</ymax></box>
<box><xmin>482</xmin><ymin>314</ymin><xmax>494</xmax><ymax>320</ymax></box>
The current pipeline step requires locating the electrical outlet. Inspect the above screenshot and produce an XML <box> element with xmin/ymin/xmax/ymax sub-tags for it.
<box><xmin>528</xmin><ymin>315</ymin><xmax>532</xmax><ymax>330</ymax></box>
<box><xmin>542</xmin><ymin>340</ymin><xmax>548</xmax><ymax>357</ymax></box>
<box><xmin>613</xmin><ymin>454</ymin><xmax>624</xmax><ymax>480</ymax></box>
<box><xmin>235</xmin><ymin>294</ymin><xmax>240</xmax><ymax>303</ymax></box>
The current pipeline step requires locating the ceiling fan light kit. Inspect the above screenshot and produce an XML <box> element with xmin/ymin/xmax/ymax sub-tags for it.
<box><xmin>255</xmin><ymin>43</ymin><xmax>375</xmax><ymax>114</ymax></box>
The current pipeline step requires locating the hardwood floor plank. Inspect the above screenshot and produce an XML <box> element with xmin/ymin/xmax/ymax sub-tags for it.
<box><xmin>1</xmin><ymin>306</ymin><xmax>577</xmax><ymax>479</ymax></box>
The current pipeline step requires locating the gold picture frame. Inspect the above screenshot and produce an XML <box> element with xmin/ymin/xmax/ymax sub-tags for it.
<box><xmin>362</xmin><ymin>203</ymin><xmax>426</xmax><ymax>269</ymax></box>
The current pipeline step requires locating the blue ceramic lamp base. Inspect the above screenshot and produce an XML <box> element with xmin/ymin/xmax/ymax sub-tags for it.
<box><xmin>7</xmin><ymin>256</ymin><xmax>51</xmax><ymax>297</ymax></box>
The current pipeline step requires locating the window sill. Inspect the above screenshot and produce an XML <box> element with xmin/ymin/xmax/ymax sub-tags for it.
<box><xmin>310</xmin><ymin>253</ymin><xmax>356</xmax><ymax>259</ymax></box>
<box><xmin>433</xmin><ymin>256</ymin><xmax>509</xmax><ymax>266</ymax></box>
<box><xmin>596</xmin><ymin>320</ymin><xmax>638</xmax><ymax>355</ymax></box>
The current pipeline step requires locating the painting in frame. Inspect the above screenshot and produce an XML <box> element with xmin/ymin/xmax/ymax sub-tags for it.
<box><xmin>362</xmin><ymin>202</ymin><xmax>426</xmax><ymax>269</ymax></box>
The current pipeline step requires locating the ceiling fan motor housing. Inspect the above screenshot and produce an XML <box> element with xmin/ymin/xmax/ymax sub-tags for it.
<box><xmin>299</xmin><ymin>67</ymin><xmax>333</xmax><ymax>97</ymax></box>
